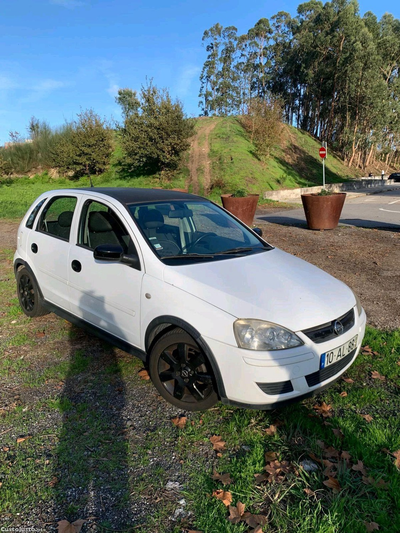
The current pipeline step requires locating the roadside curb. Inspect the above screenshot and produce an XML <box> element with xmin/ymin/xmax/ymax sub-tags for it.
<box><xmin>263</xmin><ymin>179</ymin><xmax>398</xmax><ymax>203</ymax></box>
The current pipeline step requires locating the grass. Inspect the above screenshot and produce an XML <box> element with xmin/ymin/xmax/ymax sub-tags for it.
<box><xmin>0</xmin><ymin>117</ymin><xmax>362</xmax><ymax>219</ymax></box>
<box><xmin>176</xmin><ymin>326</ymin><xmax>400</xmax><ymax>532</ymax></box>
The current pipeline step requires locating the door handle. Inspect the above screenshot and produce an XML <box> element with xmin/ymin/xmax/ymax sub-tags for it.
<box><xmin>31</xmin><ymin>243</ymin><xmax>38</xmax><ymax>254</ymax></box>
<box><xmin>71</xmin><ymin>260</ymin><xmax>82</xmax><ymax>273</ymax></box>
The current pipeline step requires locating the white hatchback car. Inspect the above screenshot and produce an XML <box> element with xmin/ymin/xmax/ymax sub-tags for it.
<box><xmin>14</xmin><ymin>188</ymin><xmax>366</xmax><ymax>411</ymax></box>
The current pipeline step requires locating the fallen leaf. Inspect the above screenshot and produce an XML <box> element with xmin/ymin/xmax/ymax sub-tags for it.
<box><xmin>250</xmin><ymin>527</ymin><xmax>263</xmax><ymax>533</ymax></box>
<box><xmin>171</xmin><ymin>416</ymin><xmax>187</xmax><ymax>429</ymax></box>
<box><xmin>16</xmin><ymin>436</ymin><xmax>32</xmax><ymax>444</ymax></box>
<box><xmin>364</xmin><ymin>522</ymin><xmax>379</xmax><ymax>532</ymax></box>
<box><xmin>304</xmin><ymin>487</ymin><xmax>316</xmax><ymax>497</ymax></box>
<box><xmin>343</xmin><ymin>377</ymin><xmax>354</xmax><ymax>384</ymax></box>
<box><xmin>212</xmin><ymin>489</ymin><xmax>232</xmax><ymax>506</ymax></box>
<box><xmin>371</xmin><ymin>371</ymin><xmax>385</xmax><ymax>381</ymax></box>
<box><xmin>374</xmin><ymin>478</ymin><xmax>389</xmax><ymax>489</ymax></box>
<box><xmin>352</xmin><ymin>460</ymin><xmax>368</xmax><ymax>476</ymax></box>
<box><xmin>227</xmin><ymin>501</ymin><xmax>245</xmax><ymax>524</ymax></box>
<box><xmin>57</xmin><ymin>520</ymin><xmax>85</xmax><ymax>533</ymax></box>
<box><xmin>324</xmin><ymin>446</ymin><xmax>340</xmax><ymax>459</ymax></box>
<box><xmin>35</xmin><ymin>330</ymin><xmax>45</xmax><ymax>338</ymax></box>
<box><xmin>210</xmin><ymin>435</ymin><xmax>226</xmax><ymax>452</ymax></box>
<box><xmin>138</xmin><ymin>369</ymin><xmax>150</xmax><ymax>380</ymax></box>
<box><xmin>264</xmin><ymin>451</ymin><xmax>278</xmax><ymax>462</ymax></box>
<box><xmin>212</xmin><ymin>470</ymin><xmax>233</xmax><ymax>485</ymax></box>
<box><xmin>265</xmin><ymin>424</ymin><xmax>278</xmax><ymax>436</ymax></box>
<box><xmin>396</xmin><ymin>361</ymin><xmax>400</xmax><ymax>366</ymax></box>
<box><xmin>361</xmin><ymin>414</ymin><xmax>373</xmax><ymax>423</ymax></box>
<box><xmin>313</xmin><ymin>402</ymin><xmax>332</xmax><ymax>417</ymax></box>
<box><xmin>48</xmin><ymin>476</ymin><xmax>59</xmax><ymax>487</ymax></box>
<box><xmin>323</xmin><ymin>476</ymin><xmax>341</xmax><ymax>493</ymax></box>
<box><xmin>362</xmin><ymin>345</ymin><xmax>373</xmax><ymax>355</ymax></box>
<box><xmin>332</xmin><ymin>428</ymin><xmax>344</xmax><ymax>439</ymax></box>
<box><xmin>339</xmin><ymin>391</ymin><xmax>348</xmax><ymax>397</ymax></box>
<box><xmin>341</xmin><ymin>451</ymin><xmax>352</xmax><ymax>463</ymax></box>
<box><xmin>393</xmin><ymin>450</ymin><xmax>400</xmax><ymax>469</ymax></box>
<box><xmin>254</xmin><ymin>472</ymin><xmax>269</xmax><ymax>483</ymax></box>
<box><xmin>243</xmin><ymin>512</ymin><xmax>268</xmax><ymax>528</ymax></box>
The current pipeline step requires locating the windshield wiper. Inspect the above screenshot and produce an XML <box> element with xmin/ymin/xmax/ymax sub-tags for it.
<box><xmin>162</xmin><ymin>253</ymin><xmax>216</xmax><ymax>260</ymax></box>
<box><xmin>216</xmin><ymin>247</ymin><xmax>258</xmax><ymax>255</ymax></box>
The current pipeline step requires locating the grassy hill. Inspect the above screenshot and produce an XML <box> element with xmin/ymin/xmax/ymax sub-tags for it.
<box><xmin>203</xmin><ymin>117</ymin><xmax>362</xmax><ymax>202</ymax></box>
<box><xmin>0</xmin><ymin>117</ymin><xmax>363</xmax><ymax>219</ymax></box>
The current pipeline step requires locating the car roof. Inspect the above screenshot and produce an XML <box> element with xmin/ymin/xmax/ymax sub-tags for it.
<box><xmin>76</xmin><ymin>187</ymin><xmax>206</xmax><ymax>205</ymax></box>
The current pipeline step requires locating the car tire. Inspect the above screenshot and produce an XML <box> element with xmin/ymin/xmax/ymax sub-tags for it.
<box><xmin>149</xmin><ymin>328</ymin><xmax>218</xmax><ymax>411</ymax></box>
<box><xmin>16</xmin><ymin>267</ymin><xmax>49</xmax><ymax>318</ymax></box>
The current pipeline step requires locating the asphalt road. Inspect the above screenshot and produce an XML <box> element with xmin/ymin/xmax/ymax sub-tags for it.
<box><xmin>257</xmin><ymin>186</ymin><xmax>400</xmax><ymax>230</ymax></box>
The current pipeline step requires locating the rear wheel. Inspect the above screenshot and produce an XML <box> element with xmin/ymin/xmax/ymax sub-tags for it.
<box><xmin>149</xmin><ymin>328</ymin><xmax>218</xmax><ymax>411</ymax></box>
<box><xmin>16</xmin><ymin>267</ymin><xmax>49</xmax><ymax>318</ymax></box>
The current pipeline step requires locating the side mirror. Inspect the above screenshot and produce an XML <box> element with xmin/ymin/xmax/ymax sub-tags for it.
<box><xmin>94</xmin><ymin>243</ymin><xmax>124</xmax><ymax>261</ymax></box>
<box><xmin>94</xmin><ymin>244</ymin><xmax>140</xmax><ymax>270</ymax></box>
<box><xmin>252</xmin><ymin>227</ymin><xmax>263</xmax><ymax>237</ymax></box>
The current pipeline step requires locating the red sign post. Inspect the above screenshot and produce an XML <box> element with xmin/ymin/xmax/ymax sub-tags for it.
<box><xmin>319</xmin><ymin>145</ymin><xmax>327</xmax><ymax>188</ymax></box>
<box><xmin>319</xmin><ymin>147</ymin><xmax>327</xmax><ymax>159</ymax></box>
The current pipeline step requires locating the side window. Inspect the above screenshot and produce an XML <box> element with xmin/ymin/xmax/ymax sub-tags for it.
<box><xmin>26</xmin><ymin>198</ymin><xmax>47</xmax><ymax>229</ymax></box>
<box><xmin>78</xmin><ymin>200</ymin><xmax>136</xmax><ymax>254</ymax></box>
<box><xmin>38</xmin><ymin>196</ymin><xmax>77</xmax><ymax>241</ymax></box>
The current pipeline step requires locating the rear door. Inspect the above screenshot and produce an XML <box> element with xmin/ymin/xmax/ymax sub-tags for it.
<box><xmin>26</xmin><ymin>194</ymin><xmax>78</xmax><ymax>310</ymax></box>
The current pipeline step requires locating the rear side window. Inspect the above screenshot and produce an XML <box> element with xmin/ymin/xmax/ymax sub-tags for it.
<box><xmin>26</xmin><ymin>198</ymin><xmax>47</xmax><ymax>229</ymax></box>
<box><xmin>38</xmin><ymin>196</ymin><xmax>77</xmax><ymax>241</ymax></box>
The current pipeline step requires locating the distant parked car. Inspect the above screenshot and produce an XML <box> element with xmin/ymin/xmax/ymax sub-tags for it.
<box><xmin>388</xmin><ymin>173</ymin><xmax>400</xmax><ymax>182</ymax></box>
<box><xmin>14</xmin><ymin>188</ymin><xmax>366</xmax><ymax>411</ymax></box>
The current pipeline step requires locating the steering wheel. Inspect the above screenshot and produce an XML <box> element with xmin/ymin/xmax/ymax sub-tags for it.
<box><xmin>182</xmin><ymin>233</ymin><xmax>216</xmax><ymax>253</ymax></box>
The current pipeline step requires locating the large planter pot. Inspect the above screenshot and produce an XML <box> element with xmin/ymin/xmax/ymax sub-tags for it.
<box><xmin>221</xmin><ymin>194</ymin><xmax>259</xmax><ymax>226</ymax></box>
<box><xmin>301</xmin><ymin>192</ymin><xmax>346</xmax><ymax>230</ymax></box>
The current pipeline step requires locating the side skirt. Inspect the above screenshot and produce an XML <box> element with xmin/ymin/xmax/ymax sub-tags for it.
<box><xmin>44</xmin><ymin>300</ymin><xmax>147</xmax><ymax>362</ymax></box>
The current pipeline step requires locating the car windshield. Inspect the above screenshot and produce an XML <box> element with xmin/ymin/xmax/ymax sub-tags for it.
<box><xmin>128</xmin><ymin>200</ymin><xmax>272</xmax><ymax>262</ymax></box>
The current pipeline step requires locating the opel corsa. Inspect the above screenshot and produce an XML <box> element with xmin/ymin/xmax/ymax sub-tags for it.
<box><xmin>14</xmin><ymin>188</ymin><xmax>366</xmax><ymax>410</ymax></box>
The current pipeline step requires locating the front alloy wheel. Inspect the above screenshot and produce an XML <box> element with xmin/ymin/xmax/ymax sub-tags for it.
<box><xmin>149</xmin><ymin>328</ymin><xmax>218</xmax><ymax>411</ymax></box>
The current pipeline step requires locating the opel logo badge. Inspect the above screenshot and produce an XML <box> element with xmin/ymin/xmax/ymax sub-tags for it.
<box><xmin>334</xmin><ymin>320</ymin><xmax>344</xmax><ymax>336</ymax></box>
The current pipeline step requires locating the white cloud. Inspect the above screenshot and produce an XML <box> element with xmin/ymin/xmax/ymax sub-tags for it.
<box><xmin>19</xmin><ymin>79</ymin><xmax>67</xmax><ymax>104</ymax></box>
<box><xmin>0</xmin><ymin>76</ymin><xmax>18</xmax><ymax>91</ymax></box>
<box><xmin>50</xmin><ymin>0</ymin><xmax>85</xmax><ymax>8</ymax></box>
<box><xmin>97</xmin><ymin>61</ymin><xmax>120</xmax><ymax>99</ymax></box>
<box><xmin>175</xmin><ymin>65</ymin><xmax>201</xmax><ymax>98</ymax></box>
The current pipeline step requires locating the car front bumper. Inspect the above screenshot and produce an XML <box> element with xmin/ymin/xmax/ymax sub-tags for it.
<box><xmin>204</xmin><ymin>307</ymin><xmax>367</xmax><ymax>407</ymax></box>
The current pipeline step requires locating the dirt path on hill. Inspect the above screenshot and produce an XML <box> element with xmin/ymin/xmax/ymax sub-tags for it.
<box><xmin>188</xmin><ymin>120</ymin><xmax>217</xmax><ymax>195</ymax></box>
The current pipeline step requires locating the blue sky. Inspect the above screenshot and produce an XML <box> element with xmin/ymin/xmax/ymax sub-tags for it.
<box><xmin>0</xmin><ymin>0</ymin><xmax>399</xmax><ymax>145</ymax></box>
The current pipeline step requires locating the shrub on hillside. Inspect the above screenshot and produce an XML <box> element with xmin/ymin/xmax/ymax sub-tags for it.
<box><xmin>117</xmin><ymin>82</ymin><xmax>195</xmax><ymax>174</ymax></box>
<box><xmin>240</xmin><ymin>97</ymin><xmax>283</xmax><ymax>160</ymax></box>
<box><xmin>53</xmin><ymin>109</ymin><xmax>114</xmax><ymax>177</ymax></box>
<box><xmin>0</xmin><ymin>152</ymin><xmax>12</xmax><ymax>176</ymax></box>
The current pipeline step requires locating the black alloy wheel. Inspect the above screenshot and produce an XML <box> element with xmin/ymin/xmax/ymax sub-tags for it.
<box><xmin>149</xmin><ymin>328</ymin><xmax>218</xmax><ymax>410</ymax></box>
<box><xmin>16</xmin><ymin>267</ymin><xmax>49</xmax><ymax>318</ymax></box>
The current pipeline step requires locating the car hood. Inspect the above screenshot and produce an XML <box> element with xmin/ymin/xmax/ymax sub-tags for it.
<box><xmin>163</xmin><ymin>248</ymin><xmax>355</xmax><ymax>332</ymax></box>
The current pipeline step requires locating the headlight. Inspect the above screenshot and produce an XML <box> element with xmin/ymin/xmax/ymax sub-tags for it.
<box><xmin>352</xmin><ymin>290</ymin><xmax>363</xmax><ymax>316</ymax></box>
<box><xmin>233</xmin><ymin>319</ymin><xmax>304</xmax><ymax>351</ymax></box>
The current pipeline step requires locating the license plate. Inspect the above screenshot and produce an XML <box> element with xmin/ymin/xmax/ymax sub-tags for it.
<box><xmin>320</xmin><ymin>335</ymin><xmax>358</xmax><ymax>369</ymax></box>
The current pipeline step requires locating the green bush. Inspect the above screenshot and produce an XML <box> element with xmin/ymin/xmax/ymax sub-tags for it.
<box><xmin>117</xmin><ymin>81</ymin><xmax>195</xmax><ymax>174</ymax></box>
<box><xmin>52</xmin><ymin>109</ymin><xmax>114</xmax><ymax>177</ymax></box>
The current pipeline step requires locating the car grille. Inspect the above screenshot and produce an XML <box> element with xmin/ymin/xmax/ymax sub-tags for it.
<box><xmin>302</xmin><ymin>309</ymin><xmax>354</xmax><ymax>344</ymax></box>
<box><xmin>257</xmin><ymin>380</ymin><xmax>294</xmax><ymax>395</ymax></box>
<box><xmin>305</xmin><ymin>347</ymin><xmax>357</xmax><ymax>387</ymax></box>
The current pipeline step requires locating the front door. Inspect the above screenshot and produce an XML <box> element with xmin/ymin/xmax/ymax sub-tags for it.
<box><xmin>68</xmin><ymin>198</ymin><xmax>144</xmax><ymax>349</ymax></box>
